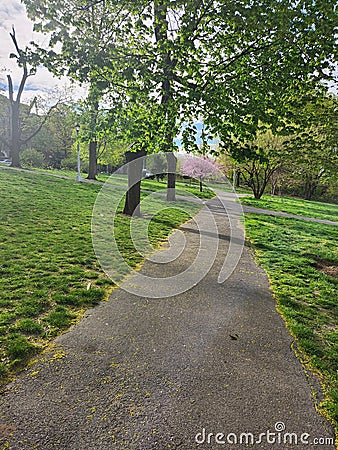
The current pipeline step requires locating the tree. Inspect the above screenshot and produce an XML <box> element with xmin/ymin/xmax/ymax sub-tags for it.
<box><xmin>25</xmin><ymin>0</ymin><xmax>337</xmax><ymax>210</ymax></box>
<box><xmin>0</xmin><ymin>27</ymin><xmax>59</xmax><ymax>167</ymax></box>
<box><xmin>228</xmin><ymin>129</ymin><xmax>287</xmax><ymax>199</ymax></box>
<box><xmin>181</xmin><ymin>155</ymin><xmax>220</xmax><ymax>192</ymax></box>
<box><xmin>113</xmin><ymin>0</ymin><xmax>336</xmax><ymax>204</ymax></box>
<box><xmin>123</xmin><ymin>148</ymin><xmax>146</xmax><ymax>216</ymax></box>
<box><xmin>25</xmin><ymin>101</ymin><xmax>77</xmax><ymax>168</ymax></box>
<box><xmin>0</xmin><ymin>94</ymin><xmax>10</xmax><ymax>159</ymax></box>
<box><xmin>96</xmin><ymin>140</ymin><xmax>126</xmax><ymax>172</ymax></box>
<box><xmin>24</xmin><ymin>0</ymin><xmax>124</xmax><ymax>179</ymax></box>
<box><xmin>227</xmin><ymin>94</ymin><xmax>338</xmax><ymax>200</ymax></box>
<box><xmin>283</xmin><ymin>96</ymin><xmax>338</xmax><ymax>200</ymax></box>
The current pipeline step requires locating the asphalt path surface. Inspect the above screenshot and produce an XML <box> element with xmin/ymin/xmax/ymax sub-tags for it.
<box><xmin>0</xmin><ymin>193</ymin><xmax>335</xmax><ymax>449</ymax></box>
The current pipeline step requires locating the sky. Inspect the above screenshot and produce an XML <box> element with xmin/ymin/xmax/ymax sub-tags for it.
<box><xmin>0</xmin><ymin>0</ymin><xmax>85</xmax><ymax>104</ymax></box>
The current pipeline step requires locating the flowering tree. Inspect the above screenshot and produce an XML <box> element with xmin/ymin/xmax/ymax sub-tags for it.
<box><xmin>181</xmin><ymin>155</ymin><xmax>220</xmax><ymax>192</ymax></box>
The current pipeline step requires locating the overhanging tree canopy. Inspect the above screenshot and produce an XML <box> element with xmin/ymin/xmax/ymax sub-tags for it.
<box><xmin>24</xmin><ymin>0</ymin><xmax>337</xmax><ymax>209</ymax></box>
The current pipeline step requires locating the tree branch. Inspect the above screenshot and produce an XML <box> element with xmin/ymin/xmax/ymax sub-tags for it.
<box><xmin>20</xmin><ymin>102</ymin><xmax>60</xmax><ymax>145</ymax></box>
<box><xmin>172</xmin><ymin>73</ymin><xmax>197</xmax><ymax>90</ymax></box>
<box><xmin>16</xmin><ymin>68</ymin><xmax>29</xmax><ymax>105</ymax></box>
<box><xmin>9</xmin><ymin>26</ymin><xmax>22</xmax><ymax>57</ymax></box>
<box><xmin>7</xmin><ymin>75</ymin><xmax>14</xmax><ymax>104</ymax></box>
<box><xmin>9</xmin><ymin>26</ymin><xmax>30</xmax><ymax>105</ymax></box>
<box><xmin>209</xmin><ymin>38</ymin><xmax>276</xmax><ymax>72</ymax></box>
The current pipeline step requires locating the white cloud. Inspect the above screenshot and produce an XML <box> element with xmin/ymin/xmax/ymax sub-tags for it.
<box><xmin>0</xmin><ymin>0</ymin><xmax>86</xmax><ymax>103</ymax></box>
<box><xmin>0</xmin><ymin>1</ymin><xmax>25</xmax><ymax>28</ymax></box>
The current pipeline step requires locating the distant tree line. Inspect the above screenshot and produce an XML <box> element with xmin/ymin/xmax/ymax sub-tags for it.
<box><xmin>0</xmin><ymin>92</ymin><xmax>126</xmax><ymax>172</ymax></box>
<box><xmin>217</xmin><ymin>95</ymin><xmax>338</xmax><ymax>202</ymax></box>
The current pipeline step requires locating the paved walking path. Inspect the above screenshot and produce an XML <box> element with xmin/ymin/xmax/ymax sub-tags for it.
<box><xmin>0</xmin><ymin>193</ymin><xmax>335</xmax><ymax>449</ymax></box>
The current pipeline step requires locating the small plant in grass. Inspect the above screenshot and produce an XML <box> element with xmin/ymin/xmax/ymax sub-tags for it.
<box><xmin>44</xmin><ymin>306</ymin><xmax>76</xmax><ymax>329</ymax></box>
<box><xmin>6</xmin><ymin>334</ymin><xmax>39</xmax><ymax>362</ymax></box>
<box><xmin>53</xmin><ymin>288</ymin><xmax>105</xmax><ymax>306</ymax></box>
<box><xmin>0</xmin><ymin>312</ymin><xmax>16</xmax><ymax>326</ymax></box>
<box><xmin>15</xmin><ymin>297</ymin><xmax>50</xmax><ymax>318</ymax></box>
<box><xmin>78</xmin><ymin>288</ymin><xmax>105</xmax><ymax>305</ymax></box>
<box><xmin>0</xmin><ymin>364</ymin><xmax>8</xmax><ymax>378</ymax></box>
<box><xmin>15</xmin><ymin>318</ymin><xmax>43</xmax><ymax>334</ymax></box>
<box><xmin>53</xmin><ymin>292</ymin><xmax>81</xmax><ymax>306</ymax></box>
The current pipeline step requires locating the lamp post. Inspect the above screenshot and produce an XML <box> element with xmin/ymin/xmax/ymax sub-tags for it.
<box><xmin>75</xmin><ymin>123</ymin><xmax>82</xmax><ymax>182</ymax></box>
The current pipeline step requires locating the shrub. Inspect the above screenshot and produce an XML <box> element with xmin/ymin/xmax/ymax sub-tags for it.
<box><xmin>20</xmin><ymin>148</ymin><xmax>45</xmax><ymax>168</ymax></box>
<box><xmin>61</xmin><ymin>155</ymin><xmax>89</xmax><ymax>173</ymax></box>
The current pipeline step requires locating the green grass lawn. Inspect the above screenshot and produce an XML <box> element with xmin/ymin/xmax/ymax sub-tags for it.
<box><xmin>244</xmin><ymin>199</ymin><xmax>338</xmax><ymax>435</ymax></box>
<box><xmin>0</xmin><ymin>168</ymin><xmax>201</xmax><ymax>385</ymax></box>
<box><xmin>7</xmin><ymin>166</ymin><xmax>217</xmax><ymax>199</ymax></box>
<box><xmin>241</xmin><ymin>194</ymin><xmax>338</xmax><ymax>221</ymax></box>
<box><xmin>0</xmin><ymin>165</ymin><xmax>109</xmax><ymax>183</ymax></box>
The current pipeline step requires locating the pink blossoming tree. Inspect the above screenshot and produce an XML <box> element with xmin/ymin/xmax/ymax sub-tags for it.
<box><xmin>181</xmin><ymin>155</ymin><xmax>221</xmax><ymax>192</ymax></box>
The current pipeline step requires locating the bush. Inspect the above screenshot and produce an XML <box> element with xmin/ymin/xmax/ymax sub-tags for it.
<box><xmin>20</xmin><ymin>148</ymin><xmax>45</xmax><ymax>168</ymax></box>
<box><xmin>61</xmin><ymin>155</ymin><xmax>89</xmax><ymax>173</ymax></box>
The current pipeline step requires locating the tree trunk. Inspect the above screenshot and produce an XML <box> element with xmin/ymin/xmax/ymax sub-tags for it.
<box><xmin>199</xmin><ymin>178</ymin><xmax>203</xmax><ymax>192</ymax></box>
<box><xmin>270</xmin><ymin>179</ymin><xmax>277</xmax><ymax>195</ymax></box>
<box><xmin>87</xmin><ymin>100</ymin><xmax>99</xmax><ymax>180</ymax></box>
<box><xmin>10</xmin><ymin>103</ymin><xmax>20</xmax><ymax>168</ymax></box>
<box><xmin>236</xmin><ymin>172</ymin><xmax>240</xmax><ymax>187</ymax></box>
<box><xmin>304</xmin><ymin>181</ymin><xmax>317</xmax><ymax>200</ymax></box>
<box><xmin>123</xmin><ymin>149</ymin><xmax>146</xmax><ymax>216</ymax></box>
<box><xmin>154</xmin><ymin>2</ymin><xmax>178</xmax><ymax>202</ymax></box>
<box><xmin>251</xmin><ymin>177</ymin><xmax>265</xmax><ymax>199</ymax></box>
<box><xmin>166</xmin><ymin>152</ymin><xmax>177</xmax><ymax>201</ymax></box>
<box><xmin>87</xmin><ymin>140</ymin><xmax>97</xmax><ymax>180</ymax></box>
<box><xmin>232</xmin><ymin>170</ymin><xmax>236</xmax><ymax>188</ymax></box>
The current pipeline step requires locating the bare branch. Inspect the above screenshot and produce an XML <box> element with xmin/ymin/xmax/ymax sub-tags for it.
<box><xmin>16</xmin><ymin>68</ymin><xmax>29</xmax><ymax>105</ymax></box>
<box><xmin>7</xmin><ymin>75</ymin><xmax>14</xmax><ymax>103</ymax></box>
<box><xmin>27</xmin><ymin>97</ymin><xmax>38</xmax><ymax>115</ymax></box>
<box><xmin>9</xmin><ymin>26</ymin><xmax>22</xmax><ymax>58</ymax></box>
<box><xmin>20</xmin><ymin>102</ymin><xmax>60</xmax><ymax>145</ymax></box>
<box><xmin>8</xmin><ymin>27</ymin><xmax>30</xmax><ymax>105</ymax></box>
